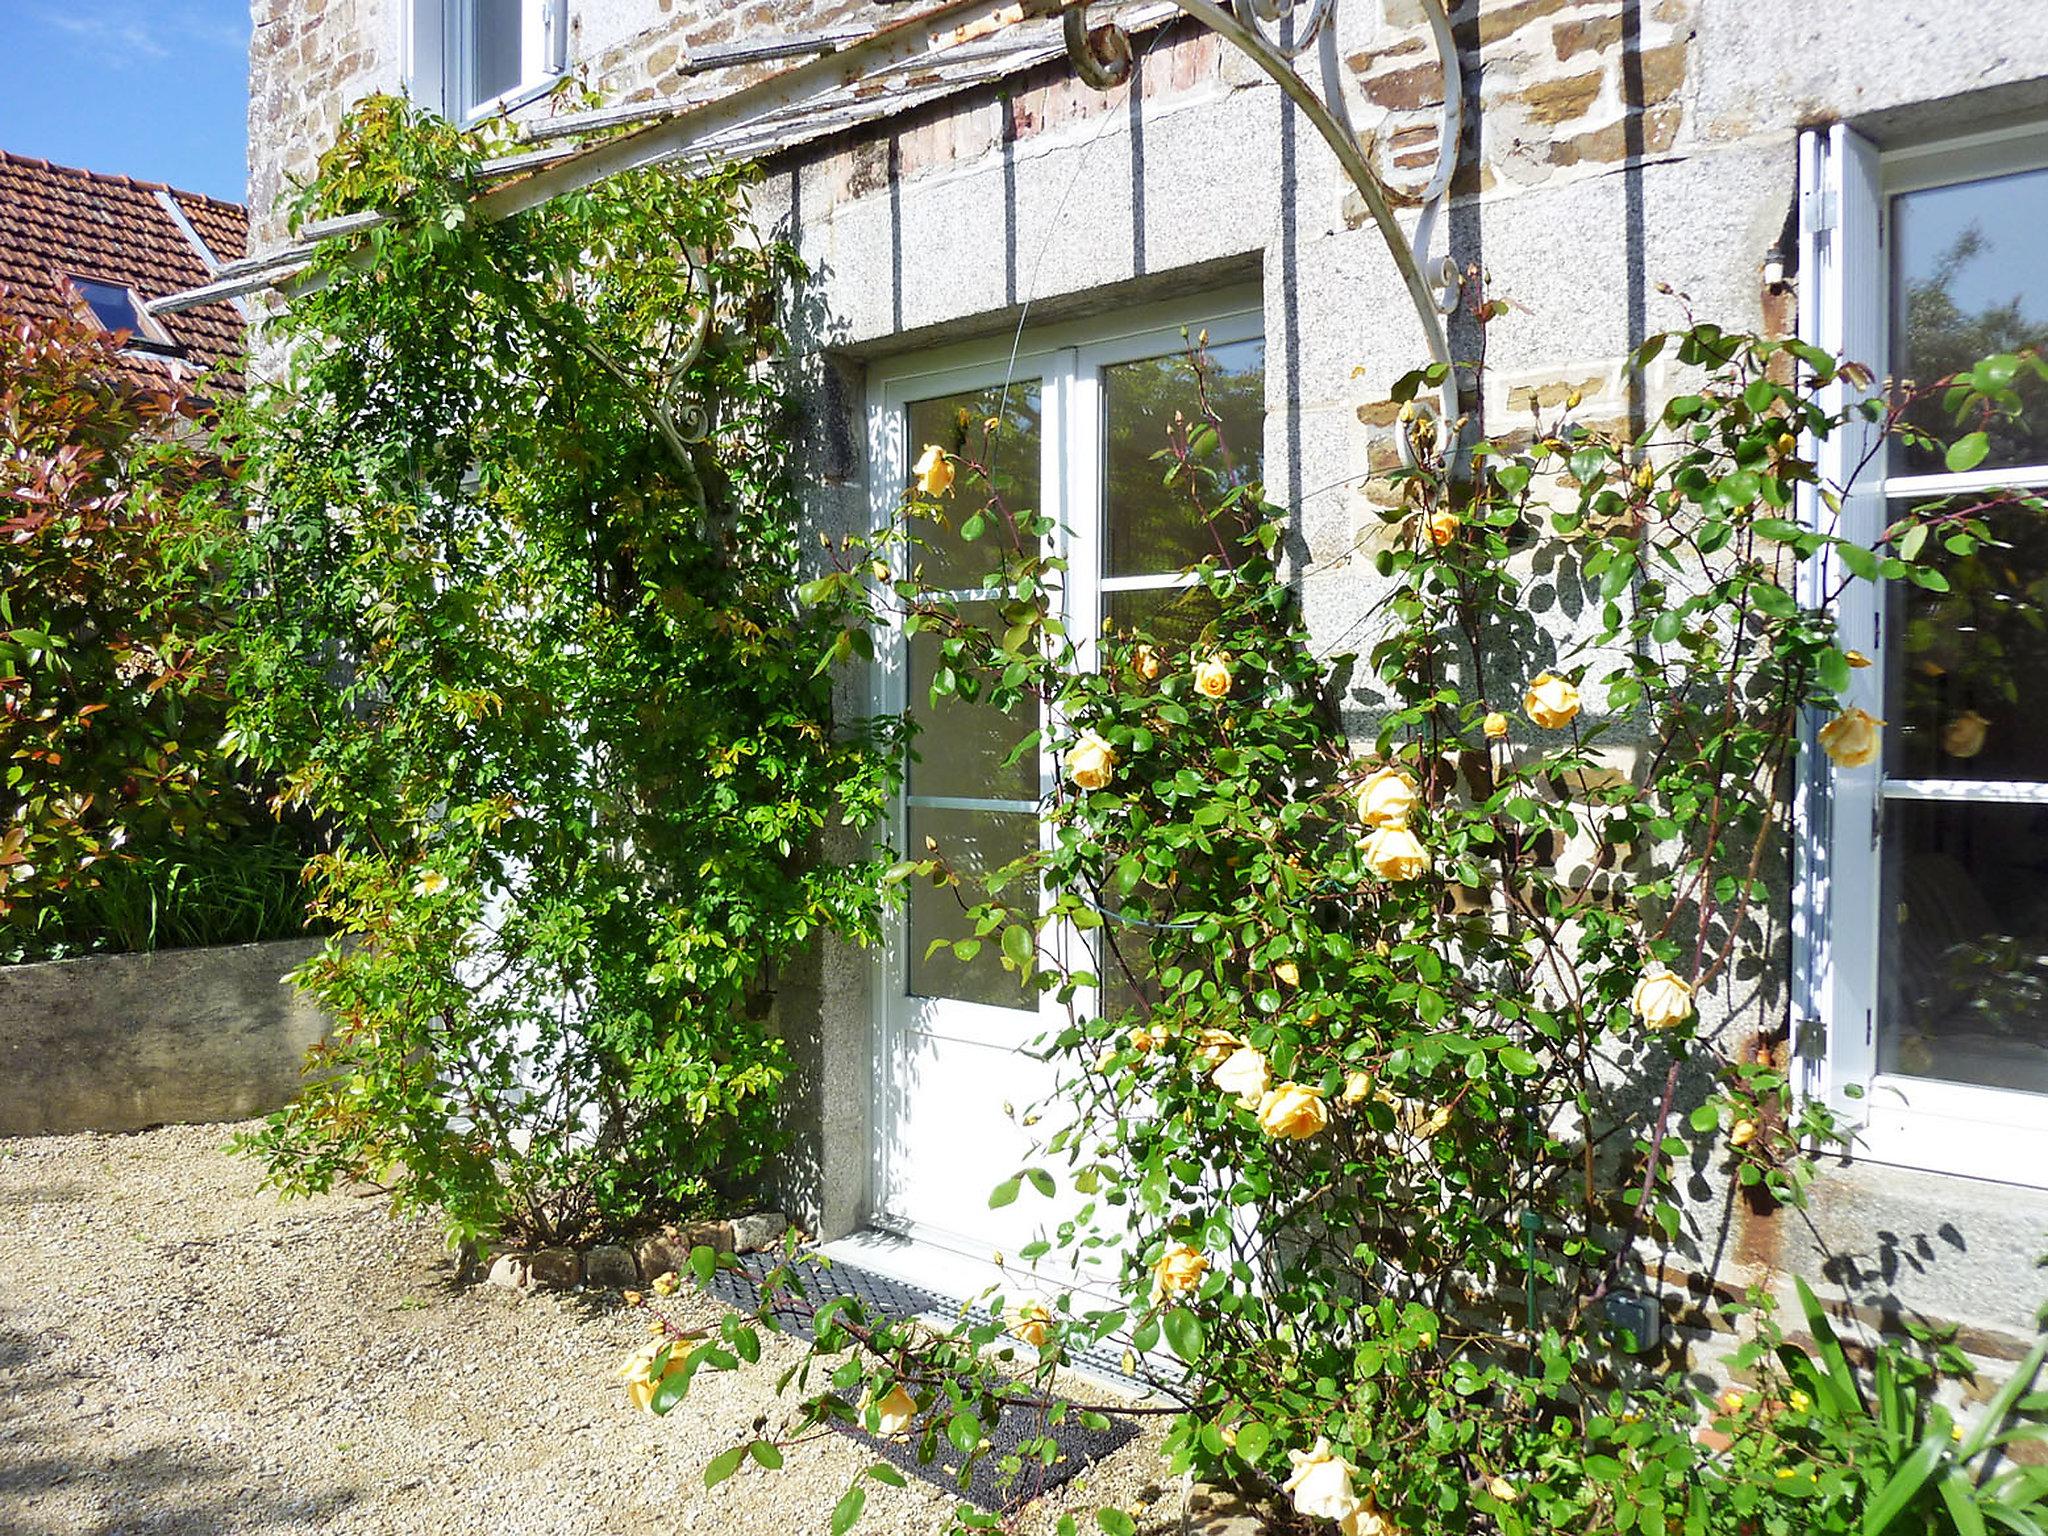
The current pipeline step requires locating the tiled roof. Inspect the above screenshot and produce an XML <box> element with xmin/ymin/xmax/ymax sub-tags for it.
<box><xmin>0</xmin><ymin>149</ymin><xmax>248</xmax><ymax>389</ymax></box>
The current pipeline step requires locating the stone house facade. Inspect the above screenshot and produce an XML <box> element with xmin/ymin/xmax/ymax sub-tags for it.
<box><xmin>246</xmin><ymin>0</ymin><xmax>2048</xmax><ymax>1382</ymax></box>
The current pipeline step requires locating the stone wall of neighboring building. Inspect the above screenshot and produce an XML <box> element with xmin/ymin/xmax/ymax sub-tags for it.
<box><xmin>245</xmin><ymin>0</ymin><xmax>2048</xmax><ymax>1380</ymax></box>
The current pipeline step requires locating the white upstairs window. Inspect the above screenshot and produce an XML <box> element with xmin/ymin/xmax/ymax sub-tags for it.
<box><xmin>407</xmin><ymin>0</ymin><xmax>565</xmax><ymax>122</ymax></box>
<box><xmin>1799</xmin><ymin>122</ymin><xmax>2048</xmax><ymax>1186</ymax></box>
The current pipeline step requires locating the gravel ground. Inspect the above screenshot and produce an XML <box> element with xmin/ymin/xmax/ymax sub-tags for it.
<box><xmin>0</xmin><ymin>1124</ymin><xmax>1181</xmax><ymax>1536</ymax></box>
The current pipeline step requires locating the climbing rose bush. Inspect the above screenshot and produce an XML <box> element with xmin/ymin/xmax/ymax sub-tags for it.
<box><xmin>646</xmin><ymin>318</ymin><xmax>2048</xmax><ymax>1535</ymax></box>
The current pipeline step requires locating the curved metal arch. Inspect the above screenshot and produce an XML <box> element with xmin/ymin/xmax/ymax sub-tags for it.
<box><xmin>1061</xmin><ymin>0</ymin><xmax>1465</xmax><ymax>464</ymax></box>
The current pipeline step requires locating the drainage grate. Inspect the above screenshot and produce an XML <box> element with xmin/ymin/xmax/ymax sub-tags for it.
<box><xmin>700</xmin><ymin>1254</ymin><xmax>1144</xmax><ymax>1512</ymax></box>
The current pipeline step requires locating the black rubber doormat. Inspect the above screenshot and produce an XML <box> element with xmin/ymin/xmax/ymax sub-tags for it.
<box><xmin>701</xmin><ymin>1255</ymin><xmax>1141</xmax><ymax>1511</ymax></box>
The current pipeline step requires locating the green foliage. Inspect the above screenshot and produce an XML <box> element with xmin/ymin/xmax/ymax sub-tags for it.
<box><xmin>682</xmin><ymin>318</ymin><xmax>2048</xmax><ymax>1534</ymax></box>
<box><xmin>226</xmin><ymin>98</ymin><xmax>900</xmax><ymax>1245</ymax></box>
<box><xmin>0</xmin><ymin>298</ymin><xmax>272</xmax><ymax>956</ymax></box>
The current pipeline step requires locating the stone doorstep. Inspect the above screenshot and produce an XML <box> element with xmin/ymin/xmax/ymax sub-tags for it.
<box><xmin>486</xmin><ymin>1211</ymin><xmax>793</xmax><ymax>1292</ymax></box>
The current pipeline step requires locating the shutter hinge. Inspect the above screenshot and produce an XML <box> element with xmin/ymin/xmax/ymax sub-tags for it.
<box><xmin>1795</xmin><ymin>1015</ymin><xmax>1827</xmax><ymax>1061</ymax></box>
<box><xmin>1806</xmin><ymin>181</ymin><xmax>1839</xmax><ymax>236</ymax></box>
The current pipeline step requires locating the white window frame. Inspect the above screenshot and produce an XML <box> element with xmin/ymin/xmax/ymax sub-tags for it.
<box><xmin>862</xmin><ymin>287</ymin><xmax>1264</xmax><ymax>1243</ymax></box>
<box><xmin>405</xmin><ymin>0</ymin><xmax>566</xmax><ymax>124</ymax></box>
<box><xmin>1797</xmin><ymin>121</ymin><xmax>2048</xmax><ymax>1187</ymax></box>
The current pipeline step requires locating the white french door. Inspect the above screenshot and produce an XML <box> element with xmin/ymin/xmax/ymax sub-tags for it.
<box><xmin>865</xmin><ymin>291</ymin><xmax>1266</xmax><ymax>1268</ymax></box>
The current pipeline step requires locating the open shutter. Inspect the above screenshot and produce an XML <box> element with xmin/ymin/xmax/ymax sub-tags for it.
<box><xmin>1793</xmin><ymin>123</ymin><xmax>1883</xmax><ymax>1128</ymax></box>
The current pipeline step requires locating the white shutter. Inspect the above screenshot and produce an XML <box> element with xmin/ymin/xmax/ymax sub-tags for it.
<box><xmin>1794</xmin><ymin>123</ymin><xmax>1884</xmax><ymax>1129</ymax></box>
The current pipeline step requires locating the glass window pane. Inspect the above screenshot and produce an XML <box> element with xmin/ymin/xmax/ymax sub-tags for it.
<box><xmin>906</xmin><ymin>805</ymin><xmax>1037</xmax><ymax>1007</ymax></box>
<box><xmin>1879</xmin><ymin>799</ymin><xmax>2048</xmax><ymax>1095</ymax></box>
<box><xmin>1890</xmin><ymin>167</ymin><xmax>2048</xmax><ymax>476</ymax></box>
<box><xmin>906</xmin><ymin>603</ymin><xmax>1037</xmax><ymax>801</ymax></box>
<box><xmin>1104</xmin><ymin>338</ymin><xmax>1265</xmax><ymax>576</ymax></box>
<box><xmin>903</xmin><ymin>383</ymin><xmax>1042</xmax><ymax>592</ymax></box>
<box><xmin>466</xmin><ymin>0</ymin><xmax>524</xmax><ymax>109</ymax></box>
<box><xmin>1883</xmin><ymin>503</ymin><xmax>2048</xmax><ymax>782</ymax></box>
<box><xmin>70</xmin><ymin>277</ymin><xmax>143</xmax><ymax>334</ymax></box>
<box><xmin>1107</xmin><ymin>584</ymin><xmax>1224</xmax><ymax>654</ymax></box>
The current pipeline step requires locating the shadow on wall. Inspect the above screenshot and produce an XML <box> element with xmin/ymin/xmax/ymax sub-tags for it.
<box><xmin>0</xmin><ymin>1317</ymin><xmax>363</xmax><ymax>1534</ymax></box>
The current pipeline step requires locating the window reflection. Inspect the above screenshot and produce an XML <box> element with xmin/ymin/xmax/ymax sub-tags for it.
<box><xmin>1890</xmin><ymin>166</ymin><xmax>2048</xmax><ymax>476</ymax></box>
<box><xmin>1879</xmin><ymin>799</ymin><xmax>2048</xmax><ymax>1095</ymax></box>
<box><xmin>903</xmin><ymin>383</ymin><xmax>1042</xmax><ymax>591</ymax></box>
<box><xmin>1103</xmin><ymin>338</ymin><xmax>1265</xmax><ymax>575</ymax></box>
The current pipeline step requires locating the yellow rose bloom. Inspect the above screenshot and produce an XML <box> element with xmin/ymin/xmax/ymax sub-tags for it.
<box><xmin>1133</xmin><ymin>644</ymin><xmax>1162</xmax><ymax>682</ymax></box>
<box><xmin>1355</xmin><ymin>766</ymin><xmax>1420</xmax><ymax>829</ymax></box>
<box><xmin>1341</xmin><ymin>1069</ymin><xmax>1375</xmax><ymax>1105</ymax></box>
<box><xmin>1257</xmin><ymin>1082</ymin><xmax>1330</xmax><ymax>1140</ymax></box>
<box><xmin>1427</xmin><ymin>509</ymin><xmax>1460</xmax><ymax>547</ymax></box>
<box><xmin>1941</xmin><ymin>710</ymin><xmax>1990</xmax><ymax>760</ymax></box>
<box><xmin>1066</xmin><ymin>729</ymin><xmax>1117</xmax><ymax>792</ymax></box>
<box><xmin>650</xmin><ymin>1269</ymin><xmax>680</xmax><ymax>1298</ymax></box>
<box><xmin>1005</xmin><ymin>1297</ymin><xmax>1053</xmax><ymax>1349</ymax></box>
<box><xmin>1524</xmin><ymin>671</ymin><xmax>1582</xmax><ymax>729</ymax></box>
<box><xmin>412</xmin><ymin>869</ymin><xmax>449</xmax><ymax>898</ymax></box>
<box><xmin>1129</xmin><ymin>1024</ymin><xmax>1169</xmax><ymax>1054</ymax></box>
<box><xmin>1630</xmin><ymin>965</ymin><xmax>1695</xmax><ymax>1031</ymax></box>
<box><xmin>1211</xmin><ymin>1045</ymin><xmax>1271</xmax><ymax>1103</ymax></box>
<box><xmin>1818</xmin><ymin>706</ymin><xmax>1883</xmax><ymax>768</ymax></box>
<box><xmin>1729</xmin><ymin>1118</ymin><xmax>1757</xmax><ymax>1147</ymax></box>
<box><xmin>1719</xmin><ymin>1390</ymin><xmax>1746</xmax><ymax>1414</ymax></box>
<box><xmin>874</xmin><ymin>1382</ymin><xmax>918</xmax><ymax>1437</ymax></box>
<box><xmin>618</xmin><ymin>1338</ymin><xmax>693</xmax><ymax>1413</ymax></box>
<box><xmin>911</xmin><ymin>444</ymin><xmax>954</xmax><ymax>498</ymax></box>
<box><xmin>1150</xmin><ymin>1241</ymin><xmax>1208</xmax><ymax>1303</ymax></box>
<box><xmin>1487</xmin><ymin>1476</ymin><xmax>1519</xmax><ymax>1503</ymax></box>
<box><xmin>1193</xmin><ymin>653</ymin><xmax>1234</xmax><ymax>699</ymax></box>
<box><xmin>1283</xmin><ymin>1437</ymin><xmax>1363</xmax><ymax>1522</ymax></box>
<box><xmin>1193</xmin><ymin>1028</ymin><xmax>1241</xmax><ymax>1069</ymax></box>
<box><xmin>1362</xmin><ymin>825</ymin><xmax>1431</xmax><ymax>881</ymax></box>
<box><xmin>1482</xmin><ymin>711</ymin><xmax>1510</xmax><ymax>741</ymax></box>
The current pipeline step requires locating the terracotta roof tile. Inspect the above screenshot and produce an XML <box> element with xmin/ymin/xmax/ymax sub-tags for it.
<box><xmin>0</xmin><ymin>149</ymin><xmax>248</xmax><ymax>390</ymax></box>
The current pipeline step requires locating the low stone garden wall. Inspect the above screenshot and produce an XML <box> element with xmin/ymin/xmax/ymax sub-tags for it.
<box><xmin>0</xmin><ymin>937</ymin><xmax>330</xmax><ymax>1137</ymax></box>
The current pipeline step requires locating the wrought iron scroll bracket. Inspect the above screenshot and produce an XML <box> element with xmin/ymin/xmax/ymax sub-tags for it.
<box><xmin>1060</xmin><ymin>0</ymin><xmax>1466</xmax><ymax>470</ymax></box>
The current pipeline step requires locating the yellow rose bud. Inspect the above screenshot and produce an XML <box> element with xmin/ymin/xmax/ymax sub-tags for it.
<box><xmin>1150</xmin><ymin>1241</ymin><xmax>1208</xmax><ymax>1303</ymax></box>
<box><xmin>1275</xmin><ymin>960</ymin><xmax>1300</xmax><ymax>988</ymax></box>
<box><xmin>1133</xmin><ymin>644</ymin><xmax>1162</xmax><ymax>682</ymax></box>
<box><xmin>1005</xmin><ymin>1297</ymin><xmax>1052</xmax><ymax>1349</ymax></box>
<box><xmin>1256</xmin><ymin>1081</ymin><xmax>1330</xmax><ymax>1140</ymax></box>
<box><xmin>1523</xmin><ymin>671</ymin><xmax>1582</xmax><ymax>729</ymax></box>
<box><xmin>1066</xmin><ymin>729</ymin><xmax>1117</xmax><ymax>791</ymax></box>
<box><xmin>911</xmin><ymin>443</ymin><xmax>955</xmax><ymax>498</ymax></box>
<box><xmin>1211</xmin><ymin>1045</ymin><xmax>1271</xmax><ymax>1103</ymax></box>
<box><xmin>1482</xmin><ymin>711</ymin><xmax>1510</xmax><ymax>741</ymax></box>
<box><xmin>1415</xmin><ymin>1103</ymin><xmax>1453</xmax><ymax>1139</ymax></box>
<box><xmin>1427</xmin><ymin>509</ymin><xmax>1460</xmax><ymax>547</ymax></box>
<box><xmin>1940</xmin><ymin>709</ymin><xmax>1990</xmax><ymax>760</ymax></box>
<box><xmin>1283</xmin><ymin>1438</ymin><xmax>1363</xmax><ymax>1523</ymax></box>
<box><xmin>1355</xmin><ymin>766</ymin><xmax>1420</xmax><ymax>829</ymax></box>
<box><xmin>1362</xmin><ymin>824</ymin><xmax>1431</xmax><ymax>881</ymax></box>
<box><xmin>1630</xmin><ymin>965</ymin><xmax>1695</xmax><ymax>1031</ymax></box>
<box><xmin>1341</xmin><ymin>1069</ymin><xmax>1375</xmax><ymax>1105</ymax></box>
<box><xmin>1817</xmin><ymin>707</ymin><xmax>1883</xmax><ymax>768</ymax></box>
<box><xmin>875</xmin><ymin>1382</ymin><xmax>917</xmax><ymax>1437</ymax></box>
<box><xmin>1193</xmin><ymin>653</ymin><xmax>1234</xmax><ymax>699</ymax></box>
<box><xmin>1193</xmin><ymin>1028</ymin><xmax>1241</xmax><ymax>1069</ymax></box>
<box><xmin>651</xmin><ymin>1270</ymin><xmax>680</xmax><ymax>1298</ymax></box>
<box><xmin>1845</xmin><ymin>650</ymin><xmax>1872</xmax><ymax>669</ymax></box>
<box><xmin>1730</xmin><ymin>1118</ymin><xmax>1758</xmax><ymax>1147</ymax></box>
<box><xmin>1487</xmin><ymin>1476</ymin><xmax>1519</xmax><ymax>1503</ymax></box>
<box><xmin>618</xmin><ymin>1338</ymin><xmax>693</xmax><ymax>1413</ymax></box>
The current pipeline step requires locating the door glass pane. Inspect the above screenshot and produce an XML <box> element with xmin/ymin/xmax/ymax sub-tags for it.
<box><xmin>1104</xmin><ymin>338</ymin><xmax>1265</xmax><ymax>576</ymax></box>
<box><xmin>906</xmin><ymin>603</ymin><xmax>1038</xmax><ymax>801</ymax></box>
<box><xmin>1883</xmin><ymin>502</ymin><xmax>2048</xmax><ymax>782</ymax></box>
<box><xmin>1107</xmin><ymin>584</ymin><xmax>1225</xmax><ymax>654</ymax></box>
<box><xmin>906</xmin><ymin>805</ymin><xmax>1037</xmax><ymax>1007</ymax></box>
<box><xmin>1878</xmin><ymin>799</ymin><xmax>2048</xmax><ymax>1095</ymax></box>
<box><xmin>1890</xmin><ymin>166</ymin><xmax>2048</xmax><ymax>476</ymax></box>
<box><xmin>903</xmin><ymin>382</ymin><xmax>1042</xmax><ymax>592</ymax></box>
<box><xmin>466</xmin><ymin>0</ymin><xmax>525</xmax><ymax>109</ymax></box>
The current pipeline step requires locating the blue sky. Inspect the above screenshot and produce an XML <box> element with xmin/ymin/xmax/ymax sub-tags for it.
<box><xmin>0</xmin><ymin>2</ymin><xmax>251</xmax><ymax>204</ymax></box>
